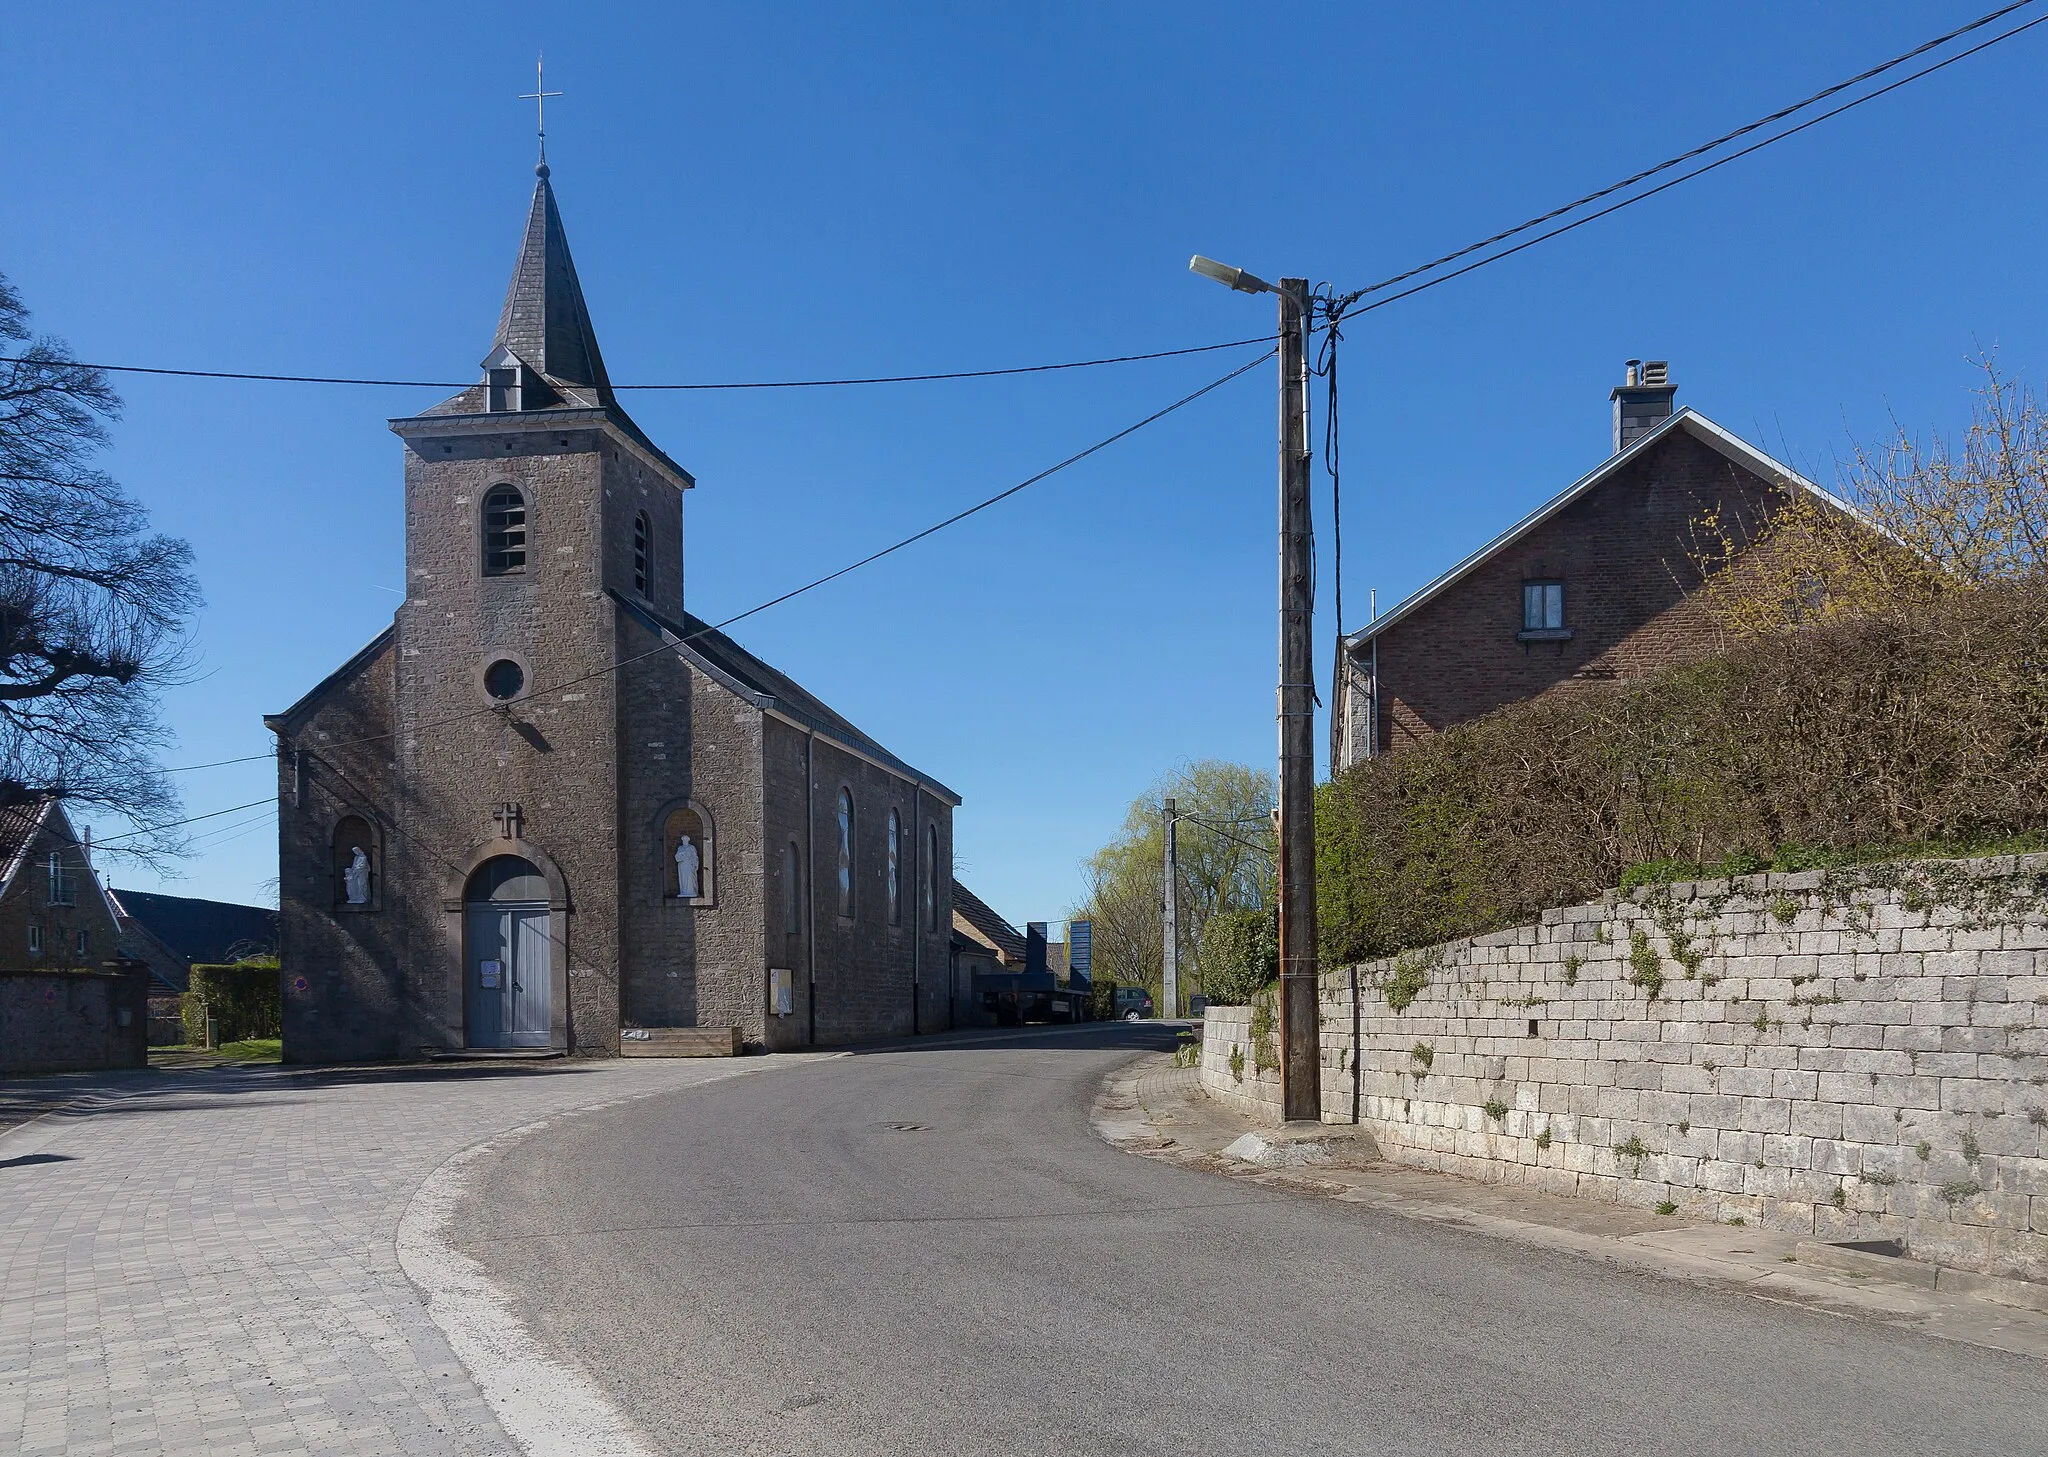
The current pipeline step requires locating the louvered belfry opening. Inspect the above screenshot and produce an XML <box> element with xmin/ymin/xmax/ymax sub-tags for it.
<box><xmin>483</xmin><ymin>484</ymin><xmax>528</xmax><ymax>575</ymax></box>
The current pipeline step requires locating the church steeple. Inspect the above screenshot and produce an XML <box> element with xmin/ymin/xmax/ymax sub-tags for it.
<box><xmin>487</xmin><ymin>165</ymin><xmax>614</xmax><ymax>409</ymax></box>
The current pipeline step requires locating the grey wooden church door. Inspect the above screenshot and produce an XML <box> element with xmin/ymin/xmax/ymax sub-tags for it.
<box><xmin>465</xmin><ymin>901</ymin><xmax>552</xmax><ymax>1049</ymax></box>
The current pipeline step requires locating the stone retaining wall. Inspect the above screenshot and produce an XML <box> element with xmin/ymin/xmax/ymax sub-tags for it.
<box><xmin>1200</xmin><ymin>855</ymin><xmax>2048</xmax><ymax>1281</ymax></box>
<box><xmin>1198</xmin><ymin>1005</ymin><xmax>1281</xmax><ymax>1125</ymax></box>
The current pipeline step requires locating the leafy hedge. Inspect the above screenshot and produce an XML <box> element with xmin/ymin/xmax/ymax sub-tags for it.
<box><xmin>1201</xmin><ymin>908</ymin><xmax>1278</xmax><ymax>1005</ymax></box>
<box><xmin>1318</xmin><ymin>583</ymin><xmax>2048</xmax><ymax>963</ymax></box>
<box><xmin>181</xmin><ymin>958</ymin><xmax>282</xmax><ymax>1044</ymax></box>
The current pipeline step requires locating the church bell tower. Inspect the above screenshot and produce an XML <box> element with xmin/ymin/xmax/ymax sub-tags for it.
<box><xmin>380</xmin><ymin>162</ymin><xmax>695</xmax><ymax>1052</ymax></box>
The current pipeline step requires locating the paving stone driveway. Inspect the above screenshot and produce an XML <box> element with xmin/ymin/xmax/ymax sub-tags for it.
<box><xmin>0</xmin><ymin>1057</ymin><xmax>783</xmax><ymax>1456</ymax></box>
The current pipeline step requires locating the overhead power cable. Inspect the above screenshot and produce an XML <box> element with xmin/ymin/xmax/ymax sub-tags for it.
<box><xmin>1332</xmin><ymin>0</ymin><xmax>2042</xmax><ymax>310</ymax></box>
<box><xmin>1176</xmin><ymin>813</ymin><xmax>1277</xmax><ymax>860</ymax></box>
<box><xmin>1330</xmin><ymin>3</ymin><xmax>2048</xmax><ymax>318</ymax></box>
<box><xmin>160</xmin><ymin>349</ymin><xmax>1275</xmax><ymax>778</ymax></box>
<box><xmin>0</xmin><ymin>336</ymin><xmax>1273</xmax><ymax>393</ymax></box>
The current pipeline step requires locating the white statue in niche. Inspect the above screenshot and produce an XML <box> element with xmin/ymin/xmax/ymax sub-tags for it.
<box><xmin>343</xmin><ymin>847</ymin><xmax>371</xmax><ymax>905</ymax></box>
<box><xmin>673</xmin><ymin>834</ymin><xmax>701</xmax><ymax>900</ymax></box>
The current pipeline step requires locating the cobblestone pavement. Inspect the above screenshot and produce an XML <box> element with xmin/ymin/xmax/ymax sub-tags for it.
<box><xmin>0</xmin><ymin>1056</ymin><xmax>783</xmax><ymax>1456</ymax></box>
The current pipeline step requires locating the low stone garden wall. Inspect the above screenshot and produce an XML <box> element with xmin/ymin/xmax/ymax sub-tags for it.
<box><xmin>1</xmin><ymin>966</ymin><xmax>150</xmax><ymax>1074</ymax></box>
<box><xmin>1200</xmin><ymin>855</ymin><xmax>2048</xmax><ymax>1281</ymax></box>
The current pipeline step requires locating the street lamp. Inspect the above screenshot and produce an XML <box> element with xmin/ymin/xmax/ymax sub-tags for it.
<box><xmin>1188</xmin><ymin>254</ymin><xmax>1321</xmax><ymax>1125</ymax></box>
<box><xmin>1188</xmin><ymin>254</ymin><xmax>1277</xmax><ymax>296</ymax></box>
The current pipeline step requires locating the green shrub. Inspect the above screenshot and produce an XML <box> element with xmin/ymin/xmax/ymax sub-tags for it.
<box><xmin>1316</xmin><ymin>585</ymin><xmax>2048</xmax><ymax>963</ymax></box>
<box><xmin>181</xmin><ymin>958</ymin><xmax>282</xmax><ymax>1045</ymax></box>
<box><xmin>1201</xmin><ymin>908</ymin><xmax>1278</xmax><ymax>1006</ymax></box>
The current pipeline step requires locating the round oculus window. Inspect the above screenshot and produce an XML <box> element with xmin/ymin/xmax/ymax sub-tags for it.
<box><xmin>483</xmin><ymin>659</ymin><xmax>525</xmax><ymax>701</ymax></box>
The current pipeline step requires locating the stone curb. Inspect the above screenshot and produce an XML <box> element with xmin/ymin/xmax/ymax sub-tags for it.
<box><xmin>1094</xmin><ymin>1050</ymin><xmax>2048</xmax><ymax>1364</ymax></box>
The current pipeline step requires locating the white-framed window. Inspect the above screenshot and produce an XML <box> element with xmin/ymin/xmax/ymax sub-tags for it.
<box><xmin>47</xmin><ymin>852</ymin><xmax>73</xmax><ymax>906</ymax></box>
<box><xmin>75</xmin><ymin>929</ymin><xmax>88</xmax><ymax>957</ymax></box>
<box><xmin>1522</xmin><ymin>580</ymin><xmax>1564</xmax><ymax>632</ymax></box>
<box><xmin>835</xmin><ymin>789</ymin><xmax>855</xmax><ymax>919</ymax></box>
<box><xmin>27</xmin><ymin>921</ymin><xmax>43</xmax><ymax>955</ymax></box>
<box><xmin>483</xmin><ymin>484</ymin><xmax>528</xmax><ymax>576</ymax></box>
<box><xmin>886</xmin><ymin>809</ymin><xmax>901</xmax><ymax>926</ymax></box>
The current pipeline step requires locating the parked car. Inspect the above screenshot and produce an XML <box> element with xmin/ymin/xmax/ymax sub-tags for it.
<box><xmin>1113</xmin><ymin>987</ymin><xmax>1155</xmax><ymax>1021</ymax></box>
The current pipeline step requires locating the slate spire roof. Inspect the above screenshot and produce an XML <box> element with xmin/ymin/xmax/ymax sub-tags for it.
<box><xmin>493</xmin><ymin>164</ymin><xmax>614</xmax><ymax>407</ymax></box>
<box><xmin>406</xmin><ymin>165</ymin><xmax>690</xmax><ymax>483</ymax></box>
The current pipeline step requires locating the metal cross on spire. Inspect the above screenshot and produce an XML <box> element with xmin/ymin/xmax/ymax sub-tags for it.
<box><xmin>519</xmin><ymin>54</ymin><xmax>563</xmax><ymax>168</ymax></box>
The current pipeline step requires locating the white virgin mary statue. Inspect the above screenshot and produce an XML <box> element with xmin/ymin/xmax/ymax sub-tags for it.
<box><xmin>674</xmin><ymin>835</ymin><xmax>701</xmax><ymax>899</ymax></box>
<box><xmin>343</xmin><ymin>847</ymin><xmax>371</xmax><ymax>905</ymax></box>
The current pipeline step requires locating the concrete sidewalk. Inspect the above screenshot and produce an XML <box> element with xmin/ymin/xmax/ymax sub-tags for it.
<box><xmin>0</xmin><ymin>1055</ymin><xmax>787</xmax><ymax>1456</ymax></box>
<box><xmin>1094</xmin><ymin>1054</ymin><xmax>2048</xmax><ymax>1363</ymax></box>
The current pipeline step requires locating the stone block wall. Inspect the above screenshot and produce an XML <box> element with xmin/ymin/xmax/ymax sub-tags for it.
<box><xmin>1201</xmin><ymin>855</ymin><xmax>2048</xmax><ymax>1281</ymax></box>
<box><xmin>1198</xmin><ymin>1004</ymin><xmax>1281</xmax><ymax>1126</ymax></box>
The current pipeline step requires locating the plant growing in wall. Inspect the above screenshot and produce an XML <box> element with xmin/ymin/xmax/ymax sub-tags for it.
<box><xmin>1482</xmin><ymin>1098</ymin><xmax>1508</xmax><ymax>1121</ymax></box>
<box><xmin>1229</xmin><ymin>1045</ymin><xmax>1245</xmax><ymax>1083</ymax></box>
<box><xmin>1410</xmin><ymin>1041</ymin><xmax>1434</xmax><ymax>1073</ymax></box>
<box><xmin>1615</xmin><ymin>1134</ymin><xmax>1652</xmax><ymax>1175</ymax></box>
<box><xmin>1382</xmin><ymin>947</ymin><xmax>1437</xmax><ymax>1013</ymax></box>
<box><xmin>1248</xmin><ymin>995</ymin><xmax>1280</xmax><ymax>1074</ymax></box>
<box><xmin>1627</xmin><ymin>929</ymin><xmax>1665</xmax><ymax>999</ymax></box>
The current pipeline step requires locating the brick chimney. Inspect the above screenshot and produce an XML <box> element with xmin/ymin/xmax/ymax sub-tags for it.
<box><xmin>1610</xmin><ymin>359</ymin><xmax>1675</xmax><ymax>453</ymax></box>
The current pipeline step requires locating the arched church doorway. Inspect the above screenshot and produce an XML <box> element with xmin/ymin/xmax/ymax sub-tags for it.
<box><xmin>464</xmin><ymin>855</ymin><xmax>553</xmax><ymax>1049</ymax></box>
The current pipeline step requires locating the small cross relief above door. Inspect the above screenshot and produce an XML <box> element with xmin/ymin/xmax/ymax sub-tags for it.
<box><xmin>492</xmin><ymin>802</ymin><xmax>524</xmax><ymax>840</ymax></box>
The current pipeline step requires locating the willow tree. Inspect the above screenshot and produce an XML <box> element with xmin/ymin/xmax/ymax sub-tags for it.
<box><xmin>1075</xmin><ymin>760</ymin><xmax>1275</xmax><ymax>1004</ymax></box>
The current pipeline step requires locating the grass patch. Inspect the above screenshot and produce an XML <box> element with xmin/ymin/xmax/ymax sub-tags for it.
<box><xmin>152</xmin><ymin>1038</ymin><xmax>282</xmax><ymax>1064</ymax></box>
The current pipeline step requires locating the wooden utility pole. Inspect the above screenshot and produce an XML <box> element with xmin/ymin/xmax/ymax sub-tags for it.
<box><xmin>1275</xmin><ymin>279</ymin><xmax>1321</xmax><ymax>1122</ymax></box>
<box><xmin>1162</xmin><ymin>797</ymin><xmax>1179</xmax><ymax>1020</ymax></box>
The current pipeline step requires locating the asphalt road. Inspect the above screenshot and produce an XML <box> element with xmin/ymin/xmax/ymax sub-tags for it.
<box><xmin>455</xmin><ymin>1025</ymin><xmax>2048</xmax><ymax>1457</ymax></box>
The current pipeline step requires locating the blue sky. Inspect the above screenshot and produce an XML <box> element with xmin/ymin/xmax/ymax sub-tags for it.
<box><xmin>4</xmin><ymin>3</ymin><xmax>2044</xmax><ymax>922</ymax></box>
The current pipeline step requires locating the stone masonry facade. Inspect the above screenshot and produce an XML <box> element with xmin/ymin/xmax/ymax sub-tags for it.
<box><xmin>269</xmin><ymin>168</ymin><xmax>956</xmax><ymax>1062</ymax></box>
<box><xmin>1202</xmin><ymin>854</ymin><xmax>2048</xmax><ymax>1282</ymax></box>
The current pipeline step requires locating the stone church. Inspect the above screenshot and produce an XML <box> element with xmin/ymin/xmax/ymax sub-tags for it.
<box><xmin>269</xmin><ymin>164</ymin><xmax>959</xmax><ymax>1061</ymax></box>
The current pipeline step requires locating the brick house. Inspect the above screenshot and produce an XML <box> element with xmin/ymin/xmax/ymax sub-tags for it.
<box><xmin>267</xmin><ymin>164</ymin><xmax>957</xmax><ymax>1061</ymax></box>
<box><xmin>0</xmin><ymin>796</ymin><xmax>146</xmax><ymax>1074</ymax></box>
<box><xmin>1332</xmin><ymin>362</ymin><xmax>1860</xmax><ymax>771</ymax></box>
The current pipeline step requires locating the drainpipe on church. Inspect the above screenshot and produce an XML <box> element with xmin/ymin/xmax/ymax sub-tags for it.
<box><xmin>805</xmin><ymin>728</ymin><xmax>818</xmax><ymax>1046</ymax></box>
<box><xmin>911</xmin><ymin>789</ymin><xmax>921</xmax><ymax>1035</ymax></box>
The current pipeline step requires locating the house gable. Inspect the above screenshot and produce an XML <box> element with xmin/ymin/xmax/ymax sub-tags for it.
<box><xmin>1335</xmin><ymin>410</ymin><xmax>1835</xmax><ymax>763</ymax></box>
